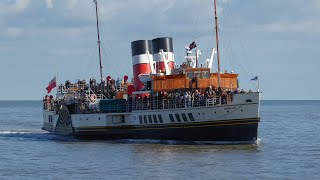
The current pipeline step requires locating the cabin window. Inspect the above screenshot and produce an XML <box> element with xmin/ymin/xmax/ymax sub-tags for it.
<box><xmin>153</xmin><ymin>115</ymin><xmax>158</xmax><ymax>123</ymax></box>
<box><xmin>139</xmin><ymin>115</ymin><xmax>143</xmax><ymax>124</ymax></box>
<box><xmin>158</xmin><ymin>115</ymin><xmax>163</xmax><ymax>123</ymax></box>
<box><xmin>143</xmin><ymin>115</ymin><xmax>147</xmax><ymax>124</ymax></box>
<box><xmin>169</xmin><ymin>114</ymin><xmax>175</xmax><ymax>122</ymax></box>
<box><xmin>246</xmin><ymin>99</ymin><xmax>252</xmax><ymax>103</ymax></box>
<box><xmin>175</xmin><ymin>114</ymin><xmax>181</xmax><ymax>122</ymax></box>
<box><xmin>148</xmin><ymin>115</ymin><xmax>152</xmax><ymax>123</ymax></box>
<box><xmin>202</xmin><ymin>71</ymin><xmax>210</xmax><ymax>78</ymax></box>
<box><xmin>182</xmin><ymin>113</ymin><xmax>188</xmax><ymax>122</ymax></box>
<box><xmin>188</xmin><ymin>113</ymin><xmax>195</xmax><ymax>121</ymax></box>
<box><xmin>187</xmin><ymin>72</ymin><xmax>194</xmax><ymax>79</ymax></box>
<box><xmin>194</xmin><ymin>71</ymin><xmax>201</xmax><ymax>79</ymax></box>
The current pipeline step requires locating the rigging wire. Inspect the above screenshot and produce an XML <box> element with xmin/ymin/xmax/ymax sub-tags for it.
<box><xmin>189</xmin><ymin>0</ymin><xmax>215</xmax><ymax>67</ymax></box>
<box><xmin>192</xmin><ymin>0</ymin><xmax>202</xmax><ymax>40</ymax></box>
<box><xmin>80</xmin><ymin>3</ymin><xmax>100</xmax><ymax>81</ymax></box>
<box><xmin>215</xmin><ymin>0</ymin><xmax>258</xmax><ymax>90</ymax></box>
<box><xmin>97</xmin><ymin>2</ymin><xmax>131</xmax><ymax>80</ymax></box>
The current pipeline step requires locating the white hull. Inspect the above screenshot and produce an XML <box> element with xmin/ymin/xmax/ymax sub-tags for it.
<box><xmin>42</xmin><ymin>93</ymin><xmax>260</xmax><ymax>142</ymax></box>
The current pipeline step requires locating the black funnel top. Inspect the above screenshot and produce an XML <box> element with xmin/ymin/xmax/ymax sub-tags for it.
<box><xmin>152</xmin><ymin>37</ymin><xmax>173</xmax><ymax>53</ymax></box>
<box><xmin>131</xmin><ymin>40</ymin><xmax>153</xmax><ymax>56</ymax></box>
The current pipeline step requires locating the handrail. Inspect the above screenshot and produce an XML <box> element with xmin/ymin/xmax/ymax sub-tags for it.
<box><xmin>129</xmin><ymin>96</ymin><xmax>230</xmax><ymax>111</ymax></box>
<box><xmin>58</xmin><ymin>84</ymin><xmax>87</xmax><ymax>94</ymax></box>
<box><xmin>44</xmin><ymin>94</ymin><xmax>232</xmax><ymax>113</ymax></box>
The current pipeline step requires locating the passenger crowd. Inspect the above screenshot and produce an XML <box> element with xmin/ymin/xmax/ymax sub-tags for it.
<box><xmin>44</xmin><ymin>77</ymin><xmax>127</xmax><ymax>111</ymax></box>
<box><xmin>58</xmin><ymin>77</ymin><xmax>129</xmax><ymax>99</ymax></box>
<box><xmin>129</xmin><ymin>85</ymin><xmax>249</xmax><ymax>111</ymax></box>
<box><xmin>44</xmin><ymin>76</ymin><xmax>250</xmax><ymax>112</ymax></box>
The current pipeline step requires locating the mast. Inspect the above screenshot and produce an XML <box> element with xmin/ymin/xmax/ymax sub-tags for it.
<box><xmin>94</xmin><ymin>0</ymin><xmax>103</xmax><ymax>82</ymax></box>
<box><xmin>214</xmin><ymin>0</ymin><xmax>221</xmax><ymax>88</ymax></box>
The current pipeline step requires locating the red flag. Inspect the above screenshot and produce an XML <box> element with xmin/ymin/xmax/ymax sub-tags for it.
<box><xmin>46</xmin><ymin>77</ymin><xmax>56</xmax><ymax>93</ymax></box>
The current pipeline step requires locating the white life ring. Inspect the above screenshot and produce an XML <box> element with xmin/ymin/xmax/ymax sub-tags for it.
<box><xmin>90</xmin><ymin>94</ymin><xmax>97</xmax><ymax>102</ymax></box>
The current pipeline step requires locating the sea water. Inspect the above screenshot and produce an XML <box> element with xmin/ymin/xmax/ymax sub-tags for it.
<box><xmin>0</xmin><ymin>100</ymin><xmax>319</xmax><ymax>179</ymax></box>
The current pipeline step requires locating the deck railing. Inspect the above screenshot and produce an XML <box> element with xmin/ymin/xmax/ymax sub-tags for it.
<box><xmin>128</xmin><ymin>96</ymin><xmax>230</xmax><ymax>112</ymax></box>
<box><xmin>46</xmin><ymin>84</ymin><xmax>233</xmax><ymax>113</ymax></box>
<box><xmin>44</xmin><ymin>95</ymin><xmax>231</xmax><ymax>113</ymax></box>
<box><xmin>58</xmin><ymin>84</ymin><xmax>87</xmax><ymax>94</ymax></box>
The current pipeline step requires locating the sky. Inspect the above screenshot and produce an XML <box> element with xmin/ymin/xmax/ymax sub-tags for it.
<box><xmin>0</xmin><ymin>0</ymin><xmax>319</xmax><ymax>100</ymax></box>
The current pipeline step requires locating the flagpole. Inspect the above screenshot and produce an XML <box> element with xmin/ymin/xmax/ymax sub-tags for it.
<box><xmin>56</xmin><ymin>72</ymin><xmax>59</xmax><ymax>97</ymax></box>
<box><xmin>257</xmin><ymin>74</ymin><xmax>260</xmax><ymax>92</ymax></box>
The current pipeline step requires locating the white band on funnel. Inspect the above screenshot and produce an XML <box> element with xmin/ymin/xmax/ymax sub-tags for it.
<box><xmin>132</xmin><ymin>54</ymin><xmax>154</xmax><ymax>65</ymax></box>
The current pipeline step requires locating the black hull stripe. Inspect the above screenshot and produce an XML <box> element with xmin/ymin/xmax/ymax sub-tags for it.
<box><xmin>73</xmin><ymin>123</ymin><xmax>258</xmax><ymax>142</ymax></box>
<box><xmin>75</xmin><ymin>122</ymin><xmax>258</xmax><ymax>132</ymax></box>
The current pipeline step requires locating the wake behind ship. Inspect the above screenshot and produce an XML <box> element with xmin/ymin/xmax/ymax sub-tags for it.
<box><xmin>42</xmin><ymin>0</ymin><xmax>261</xmax><ymax>143</ymax></box>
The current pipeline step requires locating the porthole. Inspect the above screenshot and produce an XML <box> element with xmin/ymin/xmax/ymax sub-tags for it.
<box><xmin>158</xmin><ymin>115</ymin><xmax>163</xmax><ymax>123</ymax></box>
<box><xmin>246</xmin><ymin>99</ymin><xmax>252</xmax><ymax>103</ymax></box>
<box><xmin>153</xmin><ymin>115</ymin><xmax>158</xmax><ymax>123</ymax></box>
<box><xmin>182</xmin><ymin>114</ymin><xmax>188</xmax><ymax>122</ymax></box>
<box><xmin>144</xmin><ymin>115</ymin><xmax>147</xmax><ymax>124</ymax></box>
<box><xmin>175</xmin><ymin>114</ymin><xmax>181</xmax><ymax>122</ymax></box>
<box><xmin>169</xmin><ymin>114</ymin><xmax>175</xmax><ymax>122</ymax></box>
<box><xmin>148</xmin><ymin>115</ymin><xmax>152</xmax><ymax>123</ymax></box>
<box><xmin>188</xmin><ymin>113</ymin><xmax>195</xmax><ymax>121</ymax></box>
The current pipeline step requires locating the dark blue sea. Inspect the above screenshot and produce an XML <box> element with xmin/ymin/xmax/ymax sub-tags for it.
<box><xmin>0</xmin><ymin>100</ymin><xmax>319</xmax><ymax>179</ymax></box>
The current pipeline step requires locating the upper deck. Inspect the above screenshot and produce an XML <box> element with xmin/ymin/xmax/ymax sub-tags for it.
<box><xmin>152</xmin><ymin>68</ymin><xmax>238</xmax><ymax>92</ymax></box>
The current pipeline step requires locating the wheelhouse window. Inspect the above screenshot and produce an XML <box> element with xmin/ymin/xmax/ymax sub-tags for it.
<box><xmin>139</xmin><ymin>115</ymin><xmax>143</xmax><ymax>124</ymax></box>
<box><xmin>187</xmin><ymin>72</ymin><xmax>194</xmax><ymax>79</ymax></box>
<box><xmin>202</xmin><ymin>71</ymin><xmax>210</xmax><ymax>78</ymax></box>
<box><xmin>194</xmin><ymin>71</ymin><xmax>201</xmax><ymax>79</ymax></box>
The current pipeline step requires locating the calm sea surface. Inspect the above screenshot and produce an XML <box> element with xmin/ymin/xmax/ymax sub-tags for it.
<box><xmin>0</xmin><ymin>100</ymin><xmax>319</xmax><ymax>179</ymax></box>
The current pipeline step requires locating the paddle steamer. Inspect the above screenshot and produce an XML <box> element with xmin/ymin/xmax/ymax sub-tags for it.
<box><xmin>42</xmin><ymin>0</ymin><xmax>261</xmax><ymax>143</ymax></box>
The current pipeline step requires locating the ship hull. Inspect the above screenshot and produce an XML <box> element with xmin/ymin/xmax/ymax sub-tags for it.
<box><xmin>42</xmin><ymin>93</ymin><xmax>260</xmax><ymax>143</ymax></box>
